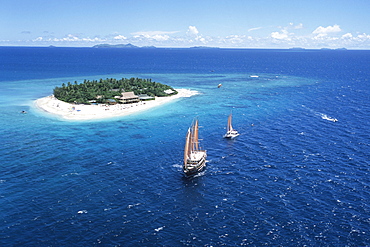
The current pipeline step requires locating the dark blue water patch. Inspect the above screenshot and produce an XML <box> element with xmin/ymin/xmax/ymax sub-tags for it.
<box><xmin>1</xmin><ymin>47</ymin><xmax>369</xmax><ymax>82</ymax></box>
<box><xmin>220</xmin><ymin>103</ymin><xmax>252</xmax><ymax>109</ymax></box>
<box><xmin>1</xmin><ymin>48</ymin><xmax>370</xmax><ymax>246</ymax></box>
<box><xmin>130</xmin><ymin>134</ymin><xmax>146</xmax><ymax>139</ymax></box>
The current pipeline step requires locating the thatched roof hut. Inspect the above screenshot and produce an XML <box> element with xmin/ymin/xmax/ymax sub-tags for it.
<box><xmin>119</xmin><ymin>92</ymin><xmax>139</xmax><ymax>104</ymax></box>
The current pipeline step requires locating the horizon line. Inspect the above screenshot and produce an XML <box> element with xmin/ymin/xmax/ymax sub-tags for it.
<box><xmin>0</xmin><ymin>45</ymin><xmax>366</xmax><ymax>51</ymax></box>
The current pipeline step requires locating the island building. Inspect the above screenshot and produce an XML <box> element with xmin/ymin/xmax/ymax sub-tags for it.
<box><xmin>137</xmin><ymin>94</ymin><xmax>155</xmax><ymax>101</ymax></box>
<box><xmin>115</xmin><ymin>92</ymin><xmax>140</xmax><ymax>104</ymax></box>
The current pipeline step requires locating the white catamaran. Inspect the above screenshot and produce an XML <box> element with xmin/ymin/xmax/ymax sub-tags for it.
<box><xmin>183</xmin><ymin>119</ymin><xmax>207</xmax><ymax>176</ymax></box>
<box><xmin>223</xmin><ymin>113</ymin><xmax>240</xmax><ymax>139</ymax></box>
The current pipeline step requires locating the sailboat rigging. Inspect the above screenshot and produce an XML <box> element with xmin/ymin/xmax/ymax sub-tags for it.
<box><xmin>223</xmin><ymin>113</ymin><xmax>239</xmax><ymax>139</ymax></box>
<box><xmin>183</xmin><ymin>119</ymin><xmax>207</xmax><ymax>176</ymax></box>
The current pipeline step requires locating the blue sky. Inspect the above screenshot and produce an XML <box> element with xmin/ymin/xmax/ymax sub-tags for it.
<box><xmin>1</xmin><ymin>0</ymin><xmax>370</xmax><ymax>49</ymax></box>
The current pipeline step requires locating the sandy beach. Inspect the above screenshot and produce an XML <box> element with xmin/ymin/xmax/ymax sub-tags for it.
<box><xmin>35</xmin><ymin>88</ymin><xmax>198</xmax><ymax>120</ymax></box>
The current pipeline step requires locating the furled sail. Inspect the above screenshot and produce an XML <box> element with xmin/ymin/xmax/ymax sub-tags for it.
<box><xmin>227</xmin><ymin>113</ymin><xmax>233</xmax><ymax>132</ymax></box>
<box><xmin>193</xmin><ymin>119</ymin><xmax>199</xmax><ymax>150</ymax></box>
<box><xmin>184</xmin><ymin>129</ymin><xmax>191</xmax><ymax>165</ymax></box>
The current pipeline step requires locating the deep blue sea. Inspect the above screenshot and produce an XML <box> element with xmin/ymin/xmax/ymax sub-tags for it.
<box><xmin>1</xmin><ymin>47</ymin><xmax>369</xmax><ymax>246</ymax></box>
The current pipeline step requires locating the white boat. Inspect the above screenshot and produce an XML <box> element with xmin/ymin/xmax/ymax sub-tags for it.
<box><xmin>321</xmin><ymin>114</ymin><xmax>338</xmax><ymax>122</ymax></box>
<box><xmin>223</xmin><ymin>113</ymin><xmax>239</xmax><ymax>139</ymax></box>
<box><xmin>183</xmin><ymin>119</ymin><xmax>207</xmax><ymax>176</ymax></box>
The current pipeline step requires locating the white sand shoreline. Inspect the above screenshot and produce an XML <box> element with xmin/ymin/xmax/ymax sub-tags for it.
<box><xmin>34</xmin><ymin>88</ymin><xmax>198</xmax><ymax>120</ymax></box>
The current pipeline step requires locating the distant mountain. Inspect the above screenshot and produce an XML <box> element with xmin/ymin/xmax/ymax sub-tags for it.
<box><xmin>141</xmin><ymin>46</ymin><xmax>157</xmax><ymax>49</ymax></box>
<box><xmin>320</xmin><ymin>47</ymin><xmax>347</xmax><ymax>51</ymax></box>
<box><xmin>289</xmin><ymin>47</ymin><xmax>305</xmax><ymax>50</ymax></box>
<box><xmin>189</xmin><ymin>46</ymin><xmax>220</xmax><ymax>49</ymax></box>
<box><xmin>93</xmin><ymin>43</ymin><xmax>140</xmax><ymax>48</ymax></box>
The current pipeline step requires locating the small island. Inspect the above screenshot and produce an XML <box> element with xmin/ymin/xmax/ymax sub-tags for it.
<box><xmin>53</xmin><ymin>77</ymin><xmax>178</xmax><ymax>104</ymax></box>
<box><xmin>189</xmin><ymin>46</ymin><xmax>220</xmax><ymax>49</ymax></box>
<box><xmin>35</xmin><ymin>77</ymin><xmax>198</xmax><ymax>120</ymax></box>
<box><xmin>93</xmin><ymin>43</ymin><xmax>139</xmax><ymax>48</ymax></box>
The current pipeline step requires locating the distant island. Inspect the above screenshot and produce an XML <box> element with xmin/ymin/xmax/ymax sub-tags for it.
<box><xmin>320</xmin><ymin>47</ymin><xmax>347</xmax><ymax>51</ymax></box>
<box><xmin>53</xmin><ymin>77</ymin><xmax>178</xmax><ymax>104</ymax></box>
<box><xmin>288</xmin><ymin>47</ymin><xmax>348</xmax><ymax>51</ymax></box>
<box><xmin>92</xmin><ymin>44</ymin><xmax>223</xmax><ymax>49</ymax></box>
<box><xmin>189</xmin><ymin>46</ymin><xmax>220</xmax><ymax>49</ymax></box>
<box><xmin>289</xmin><ymin>47</ymin><xmax>306</xmax><ymax>50</ymax></box>
<box><xmin>92</xmin><ymin>43</ymin><xmax>156</xmax><ymax>49</ymax></box>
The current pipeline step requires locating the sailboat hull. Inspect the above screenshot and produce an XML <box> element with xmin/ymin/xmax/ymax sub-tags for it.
<box><xmin>183</xmin><ymin>119</ymin><xmax>207</xmax><ymax>176</ymax></box>
<box><xmin>183</xmin><ymin>151</ymin><xmax>207</xmax><ymax>176</ymax></box>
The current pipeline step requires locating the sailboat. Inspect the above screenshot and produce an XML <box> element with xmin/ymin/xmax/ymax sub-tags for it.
<box><xmin>223</xmin><ymin>113</ymin><xmax>239</xmax><ymax>139</ymax></box>
<box><xmin>183</xmin><ymin>119</ymin><xmax>207</xmax><ymax>176</ymax></box>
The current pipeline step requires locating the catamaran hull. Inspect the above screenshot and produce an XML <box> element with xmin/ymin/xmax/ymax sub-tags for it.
<box><xmin>223</xmin><ymin>134</ymin><xmax>239</xmax><ymax>139</ymax></box>
<box><xmin>223</xmin><ymin>131</ymin><xmax>240</xmax><ymax>139</ymax></box>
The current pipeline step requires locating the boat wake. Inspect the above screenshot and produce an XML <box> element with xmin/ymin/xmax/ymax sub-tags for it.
<box><xmin>172</xmin><ymin>164</ymin><xmax>182</xmax><ymax>169</ymax></box>
<box><xmin>154</xmin><ymin>226</ymin><xmax>165</xmax><ymax>232</ymax></box>
<box><xmin>193</xmin><ymin>171</ymin><xmax>206</xmax><ymax>177</ymax></box>
<box><xmin>302</xmin><ymin>105</ymin><xmax>338</xmax><ymax>122</ymax></box>
<box><xmin>320</xmin><ymin>113</ymin><xmax>338</xmax><ymax>122</ymax></box>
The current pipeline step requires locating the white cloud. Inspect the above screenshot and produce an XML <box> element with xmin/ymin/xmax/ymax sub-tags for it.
<box><xmin>133</xmin><ymin>34</ymin><xmax>169</xmax><ymax>41</ymax></box>
<box><xmin>187</xmin><ymin>26</ymin><xmax>199</xmax><ymax>36</ymax></box>
<box><xmin>184</xmin><ymin>25</ymin><xmax>208</xmax><ymax>44</ymax></box>
<box><xmin>82</xmin><ymin>37</ymin><xmax>106</xmax><ymax>42</ymax></box>
<box><xmin>271</xmin><ymin>30</ymin><xmax>289</xmax><ymax>40</ymax></box>
<box><xmin>279</xmin><ymin>23</ymin><xmax>303</xmax><ymax>30</ymax></box>
<box><xmin>224</xmin><ymin>35</ymin><xmax>246</xmax><ymax>44</ymax></box>
<box><xmin>313</xmin><ymin>24</ymin><xmax>341</xmax><ymax>35</ymax></box>
<box><xmin>357</xmin><ymin>33</ymin><xmax>370</xmax><ymax>40</ymax></box>
<box><xmin>312</xmin><ymin>33</ymin><xmax>327</xmax><ymax>40</ymax></box>
<box><xmin>341</xmin><ymin>33</ymin><xmax>353</xmax><ymax>39</ymax></box>
<box><xmin>196</xmin><ymin>36</ymin><xmax>206</xmax><ymax>43</ymax></box>
<box><xmin>32</xmin><ymin>34</ymin><xmax>106</xmax><ymax>43</ymax></box>
<box><xmin>131</xmin><ymin>31</ymin><xmax>178</xmax><ymax>42</ymax></box>
<box><xmin>151</xmin><ymin>34</ymin><xmax>170</xmax><ymax>41</ymax></box>
<box><xmin>339</xmin><ymin>32</ymin><xmax>370</xmax><ymax>44</ymax></box>
<box><xmin>9</xmin><ymin>23</ymin><xmax>370</xmax><ymax>49</ymax></box>
<box><xmin>270</xmin><ymin>23</ymin><xmax>302</xmax><ymax>41</ymax></box>
<box><xmin>248</xmin><ymin>27</ymin><xmax>262</xmax><ymax>32</ymax></box>
<box><xmin>114</xmin><ymin>35</ymin><xmax>127</xmax><ymax>40</ymax></box>
<box><xmin>60</xmin><ymin>34</ymin><xmax>80</xmax><ymax>41</ymax></box>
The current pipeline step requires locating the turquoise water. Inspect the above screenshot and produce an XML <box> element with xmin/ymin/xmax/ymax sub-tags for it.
<box><xmin>1</xmin><ymin>47</ymin><xmax>369</xmax><ymax>246</ymax></box>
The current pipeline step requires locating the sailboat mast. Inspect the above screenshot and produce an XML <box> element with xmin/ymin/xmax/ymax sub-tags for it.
<box><xmin>184</xmin><ymin>129</ymin><xmax>191</xmax><ymax>165</ymax></box>
<box><xmin>227</xmin><ymin>114</ymin><xmax>233</xmax><ymax>132</ymax></box>
<box><xmin>230</xmin><ymin>113</ymin><xmax>233</xmax><ymax>131</ymax></box>
<box><xmin>193</xmin><ymin>119</ymin><xmax>199</xmax><ymax>150</ymax></box>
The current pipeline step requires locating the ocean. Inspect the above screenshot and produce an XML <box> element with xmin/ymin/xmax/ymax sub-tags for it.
<box><xmin>0</xmin><ymin>47</ymin><xmax>369</xmax><ymax>246</ymax></box>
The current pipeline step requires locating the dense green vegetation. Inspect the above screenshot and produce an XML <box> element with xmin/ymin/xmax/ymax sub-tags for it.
<box><xmin>53</xmin><ymin>77</ymin><xmax>178</xmax><ymax>104</ymax></box>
